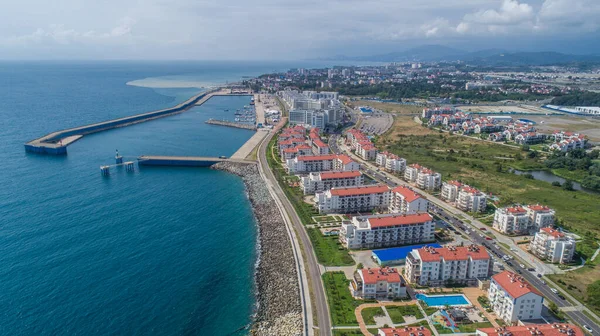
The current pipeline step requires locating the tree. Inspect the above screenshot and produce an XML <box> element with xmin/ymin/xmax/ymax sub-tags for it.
<box><xmin>528</xmin><ymin>150</ymin><xmax>538</xmax><ymax>159</ymax></box>
<box><xmin>587</xmin><ymin>280</ymin><xmax>600</xmax><ymax>309</ymax></box>
<box><xmin>552</xmin><ymin>181</ymin><xmax>561</xmax><ymax>187</ymax></box>
<box><xmin>562</xmin><ymin>180</ymin><xmax>574</xmax><ymax>191</ymax></box>
<box><xmin>521</xmin><ymin>144</ymin><xmax>530</xmax><ymax>152</ymax></box>
<box><xmin>356</xmin><ymin>263</ymin><xmax>364</xmax><ymax>270</ymax></box>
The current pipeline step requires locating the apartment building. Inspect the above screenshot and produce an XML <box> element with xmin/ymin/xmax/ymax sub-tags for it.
<box><xmin>351</xmin><ymin>267</ymin><xmax>407</xmax><ymax>299</ymax></box>
<box><xmin>405</xmin><ymin>245</ymin><xmax>491</xmax><ymax>286</ymax></box>
<box><xmin>457</xmin><ymin>186</ymin><xmax>487</xmax><ymax>213</ymax></box>
<box><xmin>389</xmin><ymin>186</ymin><xmax>429</xmax><ymax>214</ymax></box>
<box><xmin>280</xmin><ymin>144</ymin><xmax>312</xmax><ymax>160</ymax></box>
<box><xmin>493</xmin><ymin>207</ymin><xmax>530</xmax><ymax>235</ymax></box>
<box><xmin>525</xmin><ymin>204</ymin><xmax>555</xmax><ymax>230</ymax></box>
<box><xmin>286</xmin><ymin>154</ymin><xmax>358</xmax><ymax>173</ymax></box>
<box><xmin>340</xmin><ymin>213</ymin><xmax>435</xmax><ymax>249</ymax></box>
<box><xmin>404</xmin><ymin>164</ymin><xmax>423</xmax><ymax>183</ymax></box>
<box><xmin>417</xmin><ymin>168</ymin><xmax>441</xmax><ymax>191</ymax></box>
<box><xmin>441</xmin><ymin>181</ymin><xmax>463</xmax><ymax>202</ymax></box>
<box><xmin>308</xmin><ymin>128</ymin><xmax>330</xmax><ymax>155</ymax></box>
<box><xmin>530</xmin><ymin>228</ymin><xmax>575</xmax><ymax>264</ymax></box>
<box><xmin>300</xmin><ymin>171</ymin><xmax>363</xmax><ymax>195</ymax></box>
<box><xmin>476</xmin><ymin>324</ymin><xmax>583</xmax><ymax>336</ymax></box>
<box><xmin>377</xmin><ymin>152</ymin><xmax>406</xmax><ymax>173</ymax></box>
<box><xmin>488</xmin><ymin>271</ymin><xmax>543</xmax><ymax>323</ymax></box>
<box><xmin>357</xmin><ymin>143</ymin><xmax>377</xmax><ymax>161</ymax></box>
<box><xmin>379</xmin><ymin>326</ymin><xmax>432</xmax><ymax>336</ymax></box>
<box><xmin>278</xmin><ymin>138</ymin><xmax>306</xmax><ymax>152</ymax></box>
<box><xmin>315</xmin><ymin>184</ymin><xmax>391</xmax><ymax>214</ymax></box>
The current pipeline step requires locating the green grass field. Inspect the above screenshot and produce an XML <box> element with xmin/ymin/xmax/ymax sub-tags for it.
<box><xmin>308</xmin><ymin>228</ymin><xmax>355</xmax><ymax>266</ymax></box>
<box><xmin>362</xmin><ymin>307</ymin><xmax>385</xmax><ymax>325</ymax></box>
<box><xmin>385</xmin><ymin>305</ymin><xmax>424</xmax><ymax>324</ymax></box>
<box><xmin>323</xmin><ymin>272</ymin><xmax>361</xmax><ymax>326</ymax></box>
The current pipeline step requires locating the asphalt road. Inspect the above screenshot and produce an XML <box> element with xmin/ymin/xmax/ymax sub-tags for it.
<box><xmin>259</xmin><ymin>128</ymin><xmax>332</xmax><ymax>336</ymax></box>
<box><xmin>357</xmin><ymin>162</ymin><xmax>600</xmax><ymax>333</ymax></box>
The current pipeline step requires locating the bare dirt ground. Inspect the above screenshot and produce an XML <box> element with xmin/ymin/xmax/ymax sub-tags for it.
<box><xmin>348</xmin><ymin>100</ymin><xmax>423</xmax><ymax>115</ymax></box>
<box><xmin>512</xmin><ymin>114</ymin><xmax>600</xmax><ymax>142</ymax></box>
<box><xmin>457</xmin><ymin>104</ymin><xmax>550</xmax><ymax>114</ymax></box>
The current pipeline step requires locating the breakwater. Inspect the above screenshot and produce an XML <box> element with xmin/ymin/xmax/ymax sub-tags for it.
<box><xmin>212</xmin><ymin>161</ymin><xmax>302</xmax><ymax>336</ymax></box>
<box><xmin>137</xmin><ymin>155</ymin><xmax>254</xmax><ymax>167</ymax></box>
<box><xmin>25</xmin><ymin>88</ymin><xmax>223</xmax><ymax>155</ymax></box>
<box><xmin>205</xmin><ymin>119</ymin><xmax>257</xmax><ymax>130</ymax></box>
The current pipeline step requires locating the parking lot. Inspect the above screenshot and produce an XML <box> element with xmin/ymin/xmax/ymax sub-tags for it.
<box><xmin>358</xmin><ymin>110</ymin><xmax>394</xmax><ymax>135</ymax></box>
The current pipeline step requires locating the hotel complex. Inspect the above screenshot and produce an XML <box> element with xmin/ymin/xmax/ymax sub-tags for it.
<box><xmin>285</xmin><ymin>154</ymin><xmax>359</xmax><ymax>173</ymax></box>
<box><xmin>488</xmin><ymin>271</ymin><xmax>543</xmax><ymax>323</ymax></box>
<box><xmin>300</xmin><ymin>170</ymin><xmax>363</xmax><ymax>195</ymax></box>
<box><xmin>389</xmin><ymin>186</ymin><xmax>429</xmax><ymax>214</ymax></box>
<box><xmin>315</xmin><ymin>184</ymin><xmax>391</xmax><ymax>214</ymax></box>
<box><xmin>530</xmin><ymin>228</ymin><xmax>575</xmax><ymax>264</ymax></box>
<box><xmin>405</xmin><ymin>245</ymin><xmax>491</xmax><ymax>286</ymax></box>
<box><xmin>493</xmin><ymin>205</ymin><xmax>555</xmax><ymax>235</ymax></box>
<box><xmin>340</xmin><ymin>213</ymin><xmax>435</xmax><ymax>249</ymax></box>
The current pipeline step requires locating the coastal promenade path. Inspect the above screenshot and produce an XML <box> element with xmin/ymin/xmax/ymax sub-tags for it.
<box><xmin>258</xmin><ymin>119</ymin><xmax>331</xmax><ymax>336</ymax></box>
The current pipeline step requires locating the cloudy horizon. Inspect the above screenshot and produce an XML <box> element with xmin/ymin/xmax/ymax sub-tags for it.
<box><xmin>1</xmin><ymin>0</ymin><xmax>599</xmax><ymax>60</ymax></box>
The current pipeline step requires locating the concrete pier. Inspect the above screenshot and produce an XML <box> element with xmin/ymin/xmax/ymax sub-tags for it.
<box><xmin>137</xmin><ymin>155</ymin><xmax>254</xmax><ymax>167</ymax></box>
<box><xmin>205</xmin><ymin>119</ymin><xmax>257</xmax><ymax>130</ymax></box>
<box><xmin>25</xmin><ymin>88</ymin><xmax>228</xmax><ymax>155</ymax></box>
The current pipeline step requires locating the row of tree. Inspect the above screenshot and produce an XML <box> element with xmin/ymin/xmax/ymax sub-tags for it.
<box><xmin>551</xmin><ymin>91</ymin><xmax>600</xmax><ymax>106</ymax></box>
<box><xmin>544</xmin><ymin>149</ymin><xmax>600</xmax><ymax>191</ymax></box>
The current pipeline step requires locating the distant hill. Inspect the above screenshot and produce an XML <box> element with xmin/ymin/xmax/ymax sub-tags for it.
<box><xmin>355</xmin><ymin>45</ymin><xmax>466</xmax><ymax>62</ymax></box>
<box><xmin>467</xmin><ymin>51</ymin><xmax>600</xmax><ymax>66</ymax></box>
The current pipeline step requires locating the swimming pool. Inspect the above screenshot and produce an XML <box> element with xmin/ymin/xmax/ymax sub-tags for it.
<box><xmin>416</xmin><ymin>294</ymin><xmax>471</xmax><ymax>307</ymax></box>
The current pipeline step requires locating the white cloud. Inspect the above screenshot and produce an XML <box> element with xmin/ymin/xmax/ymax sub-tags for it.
<box><xmin>463</xmin><ymin>0</ymin><xmax>534</xmax><ymax>25</ymax></box>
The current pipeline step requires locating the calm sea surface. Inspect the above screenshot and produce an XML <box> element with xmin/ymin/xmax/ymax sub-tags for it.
<box><xmin>0</xmin><ymin>60</ymin><xmax>337</xmax><ymax>335</ymax></box>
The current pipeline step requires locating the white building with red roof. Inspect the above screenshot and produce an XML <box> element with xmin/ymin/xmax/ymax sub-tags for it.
<box><xmin>357</xmin><ymin>142</ymin><xmax>378</xmax><ymax>161</ymax></box>
<box><xmin>280</xmin><ymin>144</ymin><xmax>312</xmax><ymax>161</ymax></box>
<box><xmin>488</xmin><ymin>271</ymin><xmax>543</xmax><ymax>323</ymax></box>
<box><xmin>493</xmin><ymin>206</ymin><xmax>531</xmax><ymax>235</ymax></box>
<box><xmin>441</xmin><ymin>181</ymin><xmax>463</xmax><ymax>202</ymax></box>
<box><xmin>457</xmin><ymin>186</ymin><xmax>487</xmax><ymax>213</ymax></box>
<box><xmin>405</xmin><ymin>245</ymin><xmax>491</xmax><ymax>286</ymax></box>
<box><xmin>416</xmin><ymin>168</ymin><xmax>441</xmax><ymax>191</ymax></box>
<box><xmin>300</xmin><ymin>171</ymin><xmax>363</xmax><ymax>195</ymax></box>
<box><xmin>340</xmin><ymin>213</ymin><xmax>435</xmax><ymax>249</ymax></box>
<box><xmin>315</xmin><ymin>184</ymin><xmax>391</xmax><ymax>214</ymax></box>
<box><xmin>379</xmin><ymin>326</ymin><xmax>432</xmax><ymax>336</ymax></box>
<box><xmin>285</xmin><ymin>154</ymin><xmax>359</xmax><ymax>173</ymax></box>
<box><xmin>525</xmin><ymin>204</ymin><xmax>555</xmax><ymax>230</ymax></box>
<box><xmin>476</xmin><ymin>323</ymin><xmax>583</xmax><ymax>336</ymax></box>
<box><xmin>404</xmin><ymin>164</ymin><xmax>423</xmax><ymax>183</ymax></box>
<box><xmin>389</xmin><ymin>186</ymin><xmax>429</xmax><ymax>214</ymax></box>
<box><xmin>530</xmin><ymin>228</ymin><xmax>575</xmax><ymax>264</ymax></box>
<box><xmin>351</xmin><ymin>267</ymin><xmax>407</xmax><ymax>299</ymax></box>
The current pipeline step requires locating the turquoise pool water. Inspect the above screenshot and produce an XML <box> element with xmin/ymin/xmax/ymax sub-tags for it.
<box><xmin>416</xmin><ymin>294</ymin><xmax>470</xmax><ymax>307</ymax></box>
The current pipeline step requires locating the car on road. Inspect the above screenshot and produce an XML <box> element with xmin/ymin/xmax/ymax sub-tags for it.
<box><xmin>551</xmin><ymin>288</ymin><xmax>558</xmax><ymax>294</ymax></box>
<box><xmin>485</xmin><ymin>237</ymin><xmax>493</xmax><ymax>240</ymax></box>
<box><xmin>541</xmin><ymin>280</ymin><xmax>546</xmax><ymax>285</ymax></box>
<box><xmin>528</xmin><ymin>267</ymin><xmax>535</xmax><ymax>271</ymax></box>
<box><xmin>516</xmin><ymin>269</ymin><xmax>522</xmax><ymax>274</ymax></box>
<box><xmin>519</xmin><ymin>264</ymin><xmax>525</xmax><ymax>268</ymax></box>
<box><xmin>480</xmin><ymin>227</ymin><xmax>486</xmax><ymax>230</ymax></box>
<box><xmin>583</xmin><ymin>325</ymin><xmax>593</xmax><ymax>333</ymax></box>
<box><xmin>558</xmin><ymin>294</ymin><xmax>566</xmax><ymax>300</ymax></box>
<box><xmin>537</xmin><ymin>273</ymin><xmax>542</xmax><ymax>278</ymax></box>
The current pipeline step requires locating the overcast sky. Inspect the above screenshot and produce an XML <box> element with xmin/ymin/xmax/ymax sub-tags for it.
<box><xmin>1</xmin><ymin>0</ymin><xmax>599</xmax><ymax>60</ymax></box>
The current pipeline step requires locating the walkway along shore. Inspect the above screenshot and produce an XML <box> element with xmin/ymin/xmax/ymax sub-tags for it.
<box><xmin>212</xmin><ymin>161</ymin><xmax>302</xmax><ymax>336</ymax></box>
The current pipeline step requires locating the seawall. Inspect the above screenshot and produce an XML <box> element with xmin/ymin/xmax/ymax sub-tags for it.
<box><xmin>205</xmin><ymin>119</ymin><xmax>257</xmax><ymax>130</ymax></box>
<box><xmin>212</xmin><ymin>161</ymin><xmax>302</xmax><ymax>336</ymax></box>
<box><xmin>25</xmin><ymin>88</ymin><xmax>223</xmax><ymax>155</ymax></box>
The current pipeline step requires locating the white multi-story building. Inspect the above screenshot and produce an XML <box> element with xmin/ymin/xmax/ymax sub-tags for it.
<box><xmin>315</xmin><ymin>185</ymin><xmax>391</xmax><ymax>214</ymax></box>
<box><xmin>357</xmin><ymin>143</ymin><xmax>377</xmax><ymax>161</ymax></box>
<box><xmin>530</xmin><ymin>228</ymin><xmax>575</xmax><ymax>264</ymax></box>
<box><xmin>524</xmin><ymin>204</ymin><xmax>555</xmax><ymax>230</ymax></box>
<box><xmin>286</xmin><ymin>154</ymin><xmax>358</xmax><ymax>173</ymax></box>
<box><xmin>493</xmin><ymin>207</ymin><xmax>530</xmax><ymax>235</ymax></box>
<box><xmin>488</xmin><ymin>271</ymin><xmax>543</xmax><ymax>323</ymax></box>
<box><xmin>441</xmin><ymin>181</ymin><xmax>462</xmax><ymax>202</ymax></box>
<box><xmin>476</xmin><ymin>324</ymin><xmax>583</xmax><ymax>336</ymax></box>
<box><xmin>416</xmin><ymin>168</ymin><xmax>441</xmax><ymax>191</ymax></box>
<box><xmin>405</xmin><ymin>245</ymin><xmax>491</xmax><ymax>286</ymax></box>
<box><xmin>351</xmin><ymin>267</ymin><xmax>407</xmax><ymax>299</ymax></box>
<box><xmin>280</xmin><ymin>144</ymin><xmax>312</xmax><ymax>160</ymax></box>
<box><xmin>300</xmin><ymin>171</ymin><xmax>363</xmax><ymax>195</ymax></box>
<box><xmin>404</xmin><ymin>164</ymin><xmax>422</xmax><ymax>183</ymax></box>
<box><xmin>376</xmin><ymin>152</ymin><xmax>406</xmax><ymax>173</ymax></box>
<box><xmin>340</xmin><ymin>213</ymin><xmax>435</xmax><ymax>249</ymax></box>
<box><xmin>389</xmin><ymin>186</ymin><xmax>429</xmax><ymax>214</ymax></box>
<box><xmin>457</xmin><ymin>186</ymin><xmax>487</xmax><ymax>213</ymax></box>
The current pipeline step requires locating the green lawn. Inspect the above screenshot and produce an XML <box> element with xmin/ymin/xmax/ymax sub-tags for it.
<box><xmin>308</xmin><ymin>228</ymin><xmax>355</xmax><ymax>266</ymax></box>
<box><xmin>551</xmin><ymin>168</ymin><xmax>589</xmax><ymax>183</ymax></box>
<box><xmin>423</xmin><ymin>306</ymin><xmax>439</xmax><ymax>316</ymax></box>
<box><xmin>385</xmin><ymin>305</ymin><xmax>424</xmax><ymax>324</ymax></box>
<box><xmin>377</xmin><ymin>124</ymin><xmax>600</xmax><ymax>236</ymax></box>
<box><xmin>332</xmin><ymin>329</ymin><xmax>380</xmax><ymax>336</ymax></box>
<box><xmin>457</xmin><ymin>321</ymin><xmax>494</xmax><ymax>333</ymax></box>
<box><xmin>323</xmin><ymin>272</ymin><xmax>361</xmax><ymax>326</ymax></box>
<box><xmin>362</xmin><ymin>307</ymin><xmax>385</xmax><ymax>325</ymax></box>
<box><xmin>314</xmin><ymin>215</ymin><xmax>338</xmax><ymax>223</ymax></box>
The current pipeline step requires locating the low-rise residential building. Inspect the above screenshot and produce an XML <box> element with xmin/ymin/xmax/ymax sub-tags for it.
<box><xmin>340</xmin><ymin>213</ymin><xmax>435</xmax><ymax>249</ymax></box>
<box><xmin>315</xmin><ymin>185</ymin><xmax>391</xmax><ymax>214</ymax></box>
<box><xmin>280</xmin><ymin>144</ymin><xmax>312</xmax><ymax>160</ymax></box>
<box><xmin>416</xmin><ymin>168</ymin><xmax>441</xmax><ymax>191</ymax></box>
<box><xmin>379</xmin><ymin>326</ymin><xmax>432</xmax><ymax>336</ymax></box>
<box><xmin>404</xmin><ymin>164</ymin><xmax>422</xmax><ymax>183</ymax></box>
<box><xmin>525</xmin><ymin>204</ymin><xmax>555</xmax><ymax>230</ymax></box>
<box><xmin>457</xmin><ymin>186</ymin><xmax>487</xmax><ymax>213</ymax></box>
<box><xmin>286</xmin><ymin>154</ymin><xmax>358</xmax><ymax>173</ymax></box>
<box><xmin>389</xmin><ymin>186</ymin><xmax>429</xmax><ymax>214</ymax></box>
<box><xmin>405</xmin><ymin>245</ymin><xmax>491</xmax><ymax>286</ymax></box>
<box><xmin>493</xmin><ymin>206</ymin><xmax>530</xmax><ymax>235</ymax></box>
<box><xmin>376</xmin><ymin>152</ymin><xmax>406</xmax><ymax>173</ymax></box>
<box><xmin>488</xmin><ymin>271</ymin><xmax>543</xmax><ymax>323</ymax></box>
<box><xmin>441</xmin><ymin>181</ymin><xmax>463</xmax><ymax>202</ymax></box>
<box><xmin>300</xmin><ymin>171</ymin><xmax>363</xmax><ymax>195</ymax></box>
<box><xmin>476</xmin><ymin>324</ymin><xmax>583</xmax><ymax>336</ymax></box>
<box><xmin>357</xmin><ymin>143</ymin><xmax>378</xmax><ymax>161</ymax></box>
<box><xmin>530</xmin><ymin>228</ymin><xmax>575</xmax><ymax>264</ymax></box>
<box><xmin>308</xmin><ymin>128</ymin><xmax>330</xmax><ymax>155</ymax></box>
<box><xmin>351</xmin><ymin>267</ymin><xmax>407</xmax><ymax>299</ymax></box>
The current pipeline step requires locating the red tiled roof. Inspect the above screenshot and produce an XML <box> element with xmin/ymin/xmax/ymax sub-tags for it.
<box><xmin>408</xmin><ymin>164</ymin><xmax>423</xmax><ymax>170</ymax></box>
<box><xmin>461</xmin><ymin>186</ymin><xmax>481</xmax><ymax>194</ymax></box>
<box><xmin>416</xmin><ymin>245</ymin><xmax>490</xmax><ymax>262</ymax></box>
<box><xmin>392</xmin><ymin>186</ymin><xmax>422</xmax><ymax>202</ymax></box>
<box><xmin>447</xmin><ymin>180</ymin><xmax>462</xmax><ymax>187</ymax></box>
<box><xmin>313</xmin><ymin>139</ymin><xmax>328</xmax><ymax>148</ymax></box>
<box><xmin>540</xmin><ymin>227</ymin><xmax>564</xmax><ymax>238</ymax></box>
<box><xmin>526</xmin><ymin>204</ymin><xmax>551</xmax><ymax>212</ymax></box>
<box><xmin>296</xmin><ymin>154</ymin><xmax>337</xmax><ymax>161</ymax></box>
<box><xmin>368</xmin><ymin>213</ymin><xmax>432</xmax><ymax>228</ymax></box>
<box><xmin>491</xmin><ymin>271</ymin><xmax>542</xmax><ymax>298</ymax></box>
<box><xmin>335</xmin><ymin>154</ymin><xmax>354</xmax><ymax>165</ymax></box>
<box><xmin>362</xmin><ymin>145</ymin><xmax>376</xmax><ymax>150</ymax></box>
<box><xmin>320</xmin><ymin>171</ymin><xmax>361</xmax><ymax>179</ymax></box>
<box><xmin>477</xmin><ymin>324</ymin><xmax>583</xmax><ymax>336</ymax></box>
<box><xmin>359</xmin><ymin>267</ymin><xmax>402</xmax><ymax>284</ymax></box>
<box><xmin>379</xmin><ymin>327</ymin><xmax>432</xmax><ymax>336</ymax></box>
<box><xmin>506</xmin><ymin>206</ymin><xmax>527</xmax><ymax>214</ymax></box>
<box><xmin>329</xmin><ymin>184</ymin><xmax>390</xmax><ymax>196</ymax></box>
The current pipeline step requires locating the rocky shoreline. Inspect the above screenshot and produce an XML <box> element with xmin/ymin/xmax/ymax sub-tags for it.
<box><xmin>212</xmin><ymin>161</ymin><xmax>302</xmax><ymax>336</ymax></box>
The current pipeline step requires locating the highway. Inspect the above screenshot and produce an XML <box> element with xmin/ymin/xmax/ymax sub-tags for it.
<box><xmin>258</xmin><ymin>125</ymin><xmax>332</xmax><ymax>336</ymax></box>
<box><xmin>330</xmin><ymin>132</ymin><xmax>599</xmax><ymax>333</ymax></box>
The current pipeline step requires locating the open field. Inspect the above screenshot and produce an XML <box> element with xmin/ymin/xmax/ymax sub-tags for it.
<box><xmin>348</xmin><ymin>100</ymin><xmax>423</xmax><ymax>115</ymax></box>
<box><xmin>376</xmin><ymin>116</ymin><xmax>600</xmax><ymax>236</ymax></box>
<box><xmin>457</xmin><ymin>104</ymin><xmax>551</xmax><ymax>114</ymax></box>
<box><xmin>510</xmin><ymin>114</ymin><xmax>600</xmax><ymax>142</ymax></box>
<box><xmin>308</xmin><ymin>228</ymin><xmax>355</xmax><ymax>266</ymax></box>
<box><xmin>361</xmin><ymin>307</ymin><xmax>385</xmax><ymax>325</ymax></box>
<box><xmin>323</xmin><ymin>272</ymin><xmax>361</xmax><ymax>326</ymax></box>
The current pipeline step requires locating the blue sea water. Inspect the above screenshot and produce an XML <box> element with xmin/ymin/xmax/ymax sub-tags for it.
<box><xmin>0</xmin><ymin>60</ymin><xmax>331</xmax><ymax>335</ymax></box>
